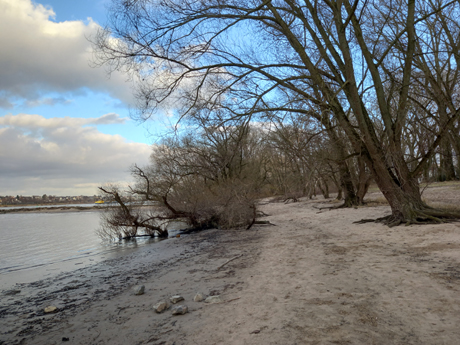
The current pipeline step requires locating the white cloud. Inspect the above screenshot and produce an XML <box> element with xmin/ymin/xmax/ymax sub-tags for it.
<box><xmin>0</xmin><ymin>113</ymin><xmax>152</xmax><ymax>195</ymax></box>
<box><xmin>0</xmin><ymin>0</ymin><xmax>135</xmax><ymax>107</ymax></box>
<box><xmin>25</xmin><ymin>97</ymin><xmax>73</xmax><ymax>108</ymax></box>
<box><xmin>0</xmin><ymin>113</ymin><xmax>128</xmax><ymax>128</ymax></box>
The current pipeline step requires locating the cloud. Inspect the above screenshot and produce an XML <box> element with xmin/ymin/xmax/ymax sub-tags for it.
<box><xmin>90</xmin><ymin>113</ymin><xmax>127</xmax><ymax>125</ymax></box>
<box><xmin>0</xmin><ymin>0</ymin><xmax>135</xmax><ymax>107</ymax></box>
<box><xmin>0</xmin><ymin>113</ymin><xmax>151</xmax><ymax>195</ymax></box>
<box><xmin>0</xmin><ymin>112</ymin><xmax>128</xmax><ymax>128</ymax></box>
<box><xmin>25</xmin><ymin>97</ymin><xmax>73</xmax><ymax>108</ymax></box>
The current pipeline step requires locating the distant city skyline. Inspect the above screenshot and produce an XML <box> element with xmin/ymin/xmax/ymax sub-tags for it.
<box><xmin>0</xmin><ymin>0</ymin><xmax>169</xmax><ymax>196</ymax></box>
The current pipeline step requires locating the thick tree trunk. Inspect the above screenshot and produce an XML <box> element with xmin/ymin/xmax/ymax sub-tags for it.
<box><xmin>369</xmin><ymin>163</ymin><xmax>459</xmax><ymax>226</ymax></box>
<box><xmin>438</xmin><ymin>140</ymin><xmax>457</xmax><ymax>181</ymax></box>
<box><xmin>326</xmin><ymin>130</ymin><xmax>361</xmax><ymax>207</ymax></box>
<box><xmin>329</xmin><ymin>172</ymin><xmax>343</xmax><ymax>200</ymax></box>
<box><xmin>449</xmin><ymin>129</ymin><xmax>460</xmax><ymax>178</ymax></box>
<box><xmin>336</xmin><ymin>186</ymin><xmax>343</xmax><ymax>200</ymax></box>
<box><xmin>356</xmin><ymin>158</ymin><xmax>371</xmax><ymax>204</ymax></box>
<box><xmin>338</xmin><ymin>160</ymin><xmax>360</xmax><ymax>207</ymax></box>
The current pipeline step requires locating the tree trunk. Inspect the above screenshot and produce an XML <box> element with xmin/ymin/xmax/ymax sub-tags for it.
<box><xmin>320</xmin><ymin>178</ymin><xmax>330</xmax><ymax>199</ymax></box>
<box><xmin>368</xmin><ymin>157</ymin><xmax>459</xmax><ymax>226</ymax></box>
<box><xmin>338</xmin><ymin>160</ymin><xmax>360</xmax><ymax>207</ymax></box>
<box><xmin>329</xmin><ymin>171</ymin><xmax>343</xmax><ymax>200</ymax></box>
<box><xmin>438</xmin><ymin>139</ymin><xmax>457</xmax><ymax>181</ymax></box>
<box><xmin>356</xmin><ymin>157</ymin><xmax>371</xmax><ymax>204</ymax></box>
<box><xmin>325</xmin><ymin>126</ymin><xmax>360</xmax><ymax>207</ymax></box>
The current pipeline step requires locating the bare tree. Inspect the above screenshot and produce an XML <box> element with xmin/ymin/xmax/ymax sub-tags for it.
<box><xmin>93</xmin><ymin>0</ymin><xmax>460</xmax><ymax>226</ymax></box>
<box><xmin>97</xmin><ymin>121</ymin><xmax>267</xmax><ymax>240</ymax></box>
<box><xmin>97</xmin><ymin>184</ymin><xmax>169</xmax><ymax>240</ymax></box>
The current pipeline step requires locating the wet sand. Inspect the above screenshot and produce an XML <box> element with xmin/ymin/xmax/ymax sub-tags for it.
<box><xmin>1</xmin><ymin>184</ymin><xmax>460</xmax><ymax>345</ymax></box>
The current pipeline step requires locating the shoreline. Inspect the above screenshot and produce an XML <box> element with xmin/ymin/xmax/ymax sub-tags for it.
<box><xmin>1</xmin><ymin>191</ymin><xmax>460</xmax><ymax>344</ymax></box>
<box><xmin>0</xmin><ymin>205</ymin><xmax>108</xmax><ymax>214</ymax></box>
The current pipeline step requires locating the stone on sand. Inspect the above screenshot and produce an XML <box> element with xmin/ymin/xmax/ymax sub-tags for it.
<box><xmin>153</xmin><ymin>301</ymin><xmax>169</xmax><ymax>313</ymax></box>
<box><xmin>132</xmin><ymin>285</ymin><xmax>145</xmax><ymax>295</ymax></box>
<box><xmin>193</xmin><ymin>292</ymin><xmax>206</xmax><ymax>302</ymax></box>
<box><xmin>171</xmin><ymin>305</ymin><xmax>188</xmax><ymax>315</ymax></box>
<box><xmin>204</xmin><ymin>295</ymin><xmax>222</xmax><ymax>304</ymax></box>
<box><xmin>44</xmin><ymin>306</ymin><xmax>58</xmax><ymax>313</ymax></box>
<box><xmin>170</xmin><ymin>295</ymin><xmax>184</xmax><ymax>304</ymax></box>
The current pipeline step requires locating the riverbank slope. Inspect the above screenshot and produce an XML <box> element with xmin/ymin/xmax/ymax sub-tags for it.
<box><xmin>1</xmin><ymin>182</ymin><xmax>460</xmax><ymax>344</ymax></box>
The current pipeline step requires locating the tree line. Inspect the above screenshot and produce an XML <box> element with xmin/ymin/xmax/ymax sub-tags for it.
<box><xmin>93</xmin><ymin>0</ymin><xmax>460</xmax><ymax>239</ymax></box>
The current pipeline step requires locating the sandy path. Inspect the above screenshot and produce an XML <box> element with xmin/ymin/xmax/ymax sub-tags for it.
<box><xmin>2</xmin><ymin>193</ymin><xmax>460</xmax><ymax>345</ymax></box>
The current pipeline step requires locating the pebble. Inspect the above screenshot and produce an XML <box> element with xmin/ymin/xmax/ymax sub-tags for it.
<box><xmin>171</xmin><ymin>305</ymin><xmax>188</xmax><ymax>315</ymax></box>
<box><xmin>153</xmin><ymin>301</ymin><xmax>168</xmax><ymax>313</ymax></box>
<box><xmin>193</xmin><ymin>292</ymin><xmax>206</xmax><ymax>302</ymax></box>
<box><xmin>44</xmin><ymin>306</ymin><xmax>58</xmax><ymax>313</ymax></box>
<box><xmin>132</xmin><ymin>285</ymin><xmax>145</xmax><ymax>295</ymax></box>
<box><xmin>170</xmin><ymin>295</ymin><xmax>184</xmax><ymax>304</ymax></box>
<box><xmin>204</xmin><ymin>295</ymin><xmax>222</xmax><ymax>304</ymax></box>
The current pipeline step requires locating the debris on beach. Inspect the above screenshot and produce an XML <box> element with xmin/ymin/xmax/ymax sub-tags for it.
<box><xmin>193</xmin><ymin>292</ymin><xmax>206</xmax><ymax>302</ymax></box>
<box><xmin>132</xmin><ymin>285</ymin><xmax>145</xmax><ymax>295</ymax></box>
<box><xmin>153</xmin><ymin>301</ymin><xmax>169</xmax><ymax>313</ymax></box>
<box><xmin>44</xmin><ymin>306</ymin><xmax>58</xmax><ymax>313</ymax></box>
<box><xmin>170</xmin><ymin>295</ymin><xmax>184</xmax><ymax>304</ymax></box>
<box><xmin>171</xmin><ymin>305</ymin><xmax>188</xmax><ymax>315</ymax></box>
<box><xmin>204</xmin><ymin>295</ymin><xmax>222</xmax><ymax>304</ymax></box>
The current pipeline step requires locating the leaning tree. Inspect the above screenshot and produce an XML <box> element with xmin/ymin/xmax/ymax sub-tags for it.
<box><xmin>93</xmin><ymin>0</ymin><xmax>460</xmax><ymax>226</ymax></box>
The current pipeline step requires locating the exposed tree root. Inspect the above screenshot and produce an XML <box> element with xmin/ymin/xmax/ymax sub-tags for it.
<box><xmin>354</xmin><ymin>207</ymin><xmax>460</xmax><ymax>227</ymax></box>
<box><xmin>315</xmin><ymin>200</ymin><xmax>363</xmax><ymax>211</ymax></box>
<box><xmin>334</xmin><ymin>202</ymin><xmax>360</xmax><ymax>209</ymax></box>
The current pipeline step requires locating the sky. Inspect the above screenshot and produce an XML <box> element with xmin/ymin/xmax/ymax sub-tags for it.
<box><xmin>0</xmin><ymin>0</ymin><xmax>170</xmax><ymax>197</ymax></box>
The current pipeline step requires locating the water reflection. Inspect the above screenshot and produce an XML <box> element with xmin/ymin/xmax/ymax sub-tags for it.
<box><xmin>0</xmin><ymin>211</ymin><xmax>187</xmax><ymax>289</ymax></box>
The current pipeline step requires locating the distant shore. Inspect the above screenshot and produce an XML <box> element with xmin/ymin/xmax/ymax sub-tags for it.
<box><xmin>0</xmin><ymin>205</ymin><xmax>109</xmax><ymax>214</ymax></box>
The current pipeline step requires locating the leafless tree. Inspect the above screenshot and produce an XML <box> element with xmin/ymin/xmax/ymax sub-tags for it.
<box><xmin>97</xmin><ymin>121</ymin><xmax>267</xmax><ymax>240</ymax></box>
<box><xmin>93</xmin><ymin>0</ymin><xmax>460</xmax><ymax>226</ymax></box>
<box><xmin>97</xmin><ymin>184</ymin><xmax>169</xmax><ymax>240</ymax></box>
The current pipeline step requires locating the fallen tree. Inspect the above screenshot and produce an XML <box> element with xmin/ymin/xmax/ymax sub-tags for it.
<box><xmin>96</xmin><ymin>124</ymin><xmax>265</xmax><ymax>240</ymax></box>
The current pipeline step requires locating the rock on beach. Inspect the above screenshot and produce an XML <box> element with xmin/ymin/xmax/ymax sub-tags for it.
<box><xmin>44</xmin><ymin>306</ymin><xmax>58</xmax><ymax>314</ymax></box>
<box><xmin>153</xmin><ymin>301</ymin><xmax>169</xmax><ymax>313</ymax></box>
<box><xmin>204</xmin><ymin>295</ymin><xmax>222</xmax><ymax>304</ymax></box>
<box><xmin>193</xmin><ymin>292</ymin><xmax>206</xmax><ymax>302</ymax></box>
<box><xmin>171</xmin><ymin>305</ymin><xmax>188</xmax><ymax>315</ymax></box>
<box><xmin>170</xmin><ymin>295</ymin><xmax>184</xmax><ymax>304</ymax></box>
<box><xmin>132</xmin><ymin>285</ymin><xmax>145</xmax><ymax>295</ymax></box>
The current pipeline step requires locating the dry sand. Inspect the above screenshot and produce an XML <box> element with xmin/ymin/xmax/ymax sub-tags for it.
<box><xmin>1</xmin><ymin>183</ymin><xmax>460</xmax><ymax>345</ymax></box>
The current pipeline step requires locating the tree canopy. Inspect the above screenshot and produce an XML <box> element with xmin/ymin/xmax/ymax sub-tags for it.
<box><xmin>94</xmin><ymin>0</ymin><xmax>460</xmax><ymax>226</ymax></box>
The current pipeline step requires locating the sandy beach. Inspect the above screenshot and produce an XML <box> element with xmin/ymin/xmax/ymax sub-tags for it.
<box><xmin>1</xmin><ymin>183</ymin><xmax>460</xmax><ymax>345</ymax></box>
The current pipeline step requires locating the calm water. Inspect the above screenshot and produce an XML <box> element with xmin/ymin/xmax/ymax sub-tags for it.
<box><xmin>0</xmin><ymin>210</ymin><xmax>181</xmax><ymax>290</ymax></box>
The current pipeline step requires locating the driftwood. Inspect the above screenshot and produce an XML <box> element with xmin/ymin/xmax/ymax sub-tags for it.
<box><xmin>217</xmin><ymin>254</ymin><xmax>243</xmax><ymax>270</ymax></box>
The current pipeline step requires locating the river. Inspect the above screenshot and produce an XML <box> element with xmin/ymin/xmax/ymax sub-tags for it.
<box><xmin>0</xmin><ymin>209</ymin><xmax>182</xmax><ymax>290</ymax></box>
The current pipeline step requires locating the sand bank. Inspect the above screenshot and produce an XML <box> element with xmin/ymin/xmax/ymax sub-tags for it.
<box><xmin>1</xmin><ymin>186</ymin><xmax>460</xmax><ymax>344</ymax></box>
